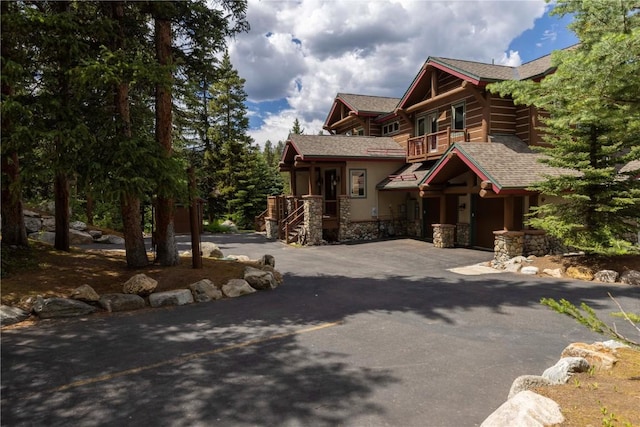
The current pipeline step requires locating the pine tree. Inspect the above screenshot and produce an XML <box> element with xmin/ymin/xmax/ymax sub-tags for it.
<box><xmin>291</xmin><ymin>118</ymin><xmax>304</xmax><ymax>135</ymax></box>
<box><xmin>489</xmin><ymin>0</ymin><xmax>640</xmax><ymax>254</ymax></box>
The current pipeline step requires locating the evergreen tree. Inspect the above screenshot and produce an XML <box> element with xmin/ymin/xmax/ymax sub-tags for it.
<box><xmin>291</xmin><ymin>118</ymin><xmax>304</xmax><ymax>135</ymax></box>
<box><xmin>206</xmin><ymin>51</ymin><xmax>252</xmax><ymax>221</ymax></box>
<box><xmin>489</xmin><ymin>0</ymin><xmax>640</xmax><ymax>254</ymax></box>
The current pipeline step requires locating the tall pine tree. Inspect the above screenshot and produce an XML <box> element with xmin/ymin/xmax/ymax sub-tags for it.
<box><xmin>489</xmin><ymin>0</ymin><xmax>640</xmax><ymax>254</ymax></box>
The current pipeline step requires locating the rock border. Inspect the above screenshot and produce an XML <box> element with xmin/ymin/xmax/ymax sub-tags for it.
<box><xmin>1</xmin><ymin>253</ymin><xmax>280</xmax><ymax>326</ymax></box>
<box><xmin>480</xmin><ymin>340</ymin><xmax>629</xmax><ymax>427</ymax></box>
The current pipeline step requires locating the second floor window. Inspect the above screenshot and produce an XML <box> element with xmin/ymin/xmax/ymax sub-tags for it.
<box><xmin>452</xmin><ymin>102</ymin><xmax>465</xmax><ymax>130</ymax></box>
<box><xmin>382</xmin><ymin>122</ymin><xmax>399</xmax><ymax>135</ymax></box>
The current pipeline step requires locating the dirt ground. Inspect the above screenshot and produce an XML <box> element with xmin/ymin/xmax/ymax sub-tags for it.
<box><xmin>1</xmin><ymin>241</ymin><xmax>639</xmax><ymax>425</ymax></box>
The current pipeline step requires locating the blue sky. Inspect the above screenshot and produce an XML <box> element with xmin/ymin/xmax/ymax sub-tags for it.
<box><xmin>227</xmin><ymin>1</ymin><xmax>579</xmax><ymax>147</ymax></box>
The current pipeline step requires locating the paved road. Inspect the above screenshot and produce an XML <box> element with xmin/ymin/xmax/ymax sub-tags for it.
<box><xmin>2</xmin><ymin>234</ymin><xmax>639</xmax><ymax>426</ymax></box>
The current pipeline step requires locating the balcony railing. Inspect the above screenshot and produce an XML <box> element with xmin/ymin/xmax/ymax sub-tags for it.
<box><xmin>406</xmin><ymin>127</ymin><xmax>467</xmax><ymax>163</ymax></box>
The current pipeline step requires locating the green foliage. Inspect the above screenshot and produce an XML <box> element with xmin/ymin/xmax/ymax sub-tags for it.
<box><xmin>540</xmin><ymin>297</ymin><xmax>639</xmax><ymax>349</ymax></box>
<box><xmin>488</xmin><ymin>1</ymin><xmax>640</xmax><ymax>254</ymax></box>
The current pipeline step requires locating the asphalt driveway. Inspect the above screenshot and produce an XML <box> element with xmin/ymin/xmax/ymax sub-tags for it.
<box><xmin>2</xmin><ymin>234</ymin><xmax>639</xmax><ymax>426</ymax></box>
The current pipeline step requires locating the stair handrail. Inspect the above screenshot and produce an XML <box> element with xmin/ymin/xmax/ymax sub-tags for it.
<box><xmin>254</xmin><ymin>208</ymin><xmax>268</xmax><ymax>231</ymax></box>
<box><xmin>281</xmin><ymin>203</ymin><xmax>305</xmax><ymax>243</ymax></box>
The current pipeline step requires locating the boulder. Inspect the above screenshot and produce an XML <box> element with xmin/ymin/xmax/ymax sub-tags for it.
<box><xmin>226</xmin><ymin>255</ymin><xmax>251</xmax><ymax>262</ymax></box>
<box><xmin>542</xmin><ymin>357</ymin><xmax>590</xmax><ymax>384</ymax></box>
<box><xmin>29</xmin><ymin>231</ymin><xmax>55</xmax><ymax>245</ymax></box>
<box><xmin>88</xmin><ymin>230</ymin><xmax>102</xmax><ymax>239</ymax></box>
<box><xmin>222</xmin><ymin>279</ymin><xmax>257</xmax><ymax>298</ymax></box>
<box><xmin>504</xmin><ymin>263</ymin><xmax>522</xmax><ymax>273</ymax></box>
<box><xmin>69</xmin><ymin>229</ymin><xmax>94</xmax><ymax>245</ymax></box>
<box><xmin>24</xmin><ymin>217</ymin><xmax>42</xmax><ymax>234</ymax></box>
<box><xmin>99</xmin><ymin>293</ymin><xmax>146</xmax><ymax>312</ymax></box>
<box><xmin>149</xmin><ymin>289</ymin><xmax>194</xmax><ymax>308</ymax></box>
<box><xmin>599</xmin><ymin>340</ymin><xmax>629</xmax><ymax>350</ymax></box>
<box><xmin>32</xmin><ymin>296</ymin><xmax>97</xmax><ymax>319</ymax></box>
<box><xmin>542</xmin><ymin>268</ymin><xmax>563</xmax><ymax>278</ymax></box>
<box><xmin>480</xmin><ymin>391</ymin><xmax>564</xmax><ymax>427</ymax></box>
<box><xmin>70</xmin><ymin>284</ymin><xmax>100</xmax><ymax>303</ymax></box>
<box><xmin>42</xmin><ymin>217</ymin><xmax>56</xmax><ymax>232</ymax></box>
<box><xmin>188</xmin><ymin>279</ymin><xmax>223</xmax><ymax>302</ymax></box>
<box><xmin>244</xmin><ymin>266</ymin><xmax>278</xmax><ymax>290</ymax></box>
<box><xmin>620</xmin><ymin>270</ymin><xmax>640</xmax><ymax>286</ymax></box>
<box><xmin>123</xmin><ymin>274</ymin><xmax>158</xmax><ymax>296</ymax></box>
<box><xmin>105</xmin><ymin>235</ymin><xmax>125</xmax><ymax>245</ymax></box>
<box><xmin>200</xmin><ymin>242</ymin><xmax>223</xmax><ymax>258</ymax></box>
<box><xmin>561</xmin><ymin>342</ymin><xmax>618</xmax><ymax>370</ymax></box>
<box><xmin>70</xmin><ymin>220</ymin><xmax>88</xmax><ymax>231</ymax></box>
<box><xmin>221</xmin><ymin>219</ymin><xmax>238</xmax><ymax>232</ymax></box>
<box><xmin>259</xmin><ymin>254</ymin><xmax>275</xmax><ymax>268</ymax></box>
<box><xmin>520</xmin><ymin>266</ymin><xmax>539</xmax><ymax>275</ymax></box>
<box><xmin>507</xmin><ymin>375</ymin><xmax>555</xmax><ymax>400</ymax></box>
<box><xmin>594</xmin><ymin>270</ymin><xmax>619</xmax><ymax>283</ymax></box>
<box><xmin>0</xmin><ymin>305</ymin><xmax>30</xmax><ymax>326</ymax></box>
<box><xmin>23</xmin><ymin>209</ymin><xmax>40</xmax><ymax>217</ymax></box>
<box><xmin>566</xmin><ymin>266</ymin><xmax>594</xmax><ymax>281</ymax></box>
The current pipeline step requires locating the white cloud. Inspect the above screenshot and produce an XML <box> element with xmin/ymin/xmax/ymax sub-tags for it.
<box><xmin>231</xmin><ymin>0</ymin><xmax>548</xmax><ymax>146</ymax></box>
<box><xmin>498</xmin><ymin>50</ymin><xmax>522</xmax><ymax>67</ymax></box>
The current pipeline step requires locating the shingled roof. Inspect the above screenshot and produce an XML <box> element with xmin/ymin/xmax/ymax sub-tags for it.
<box><xmin>423</xmin><ymin>135</ymin><xmax>577</xmax><ymax>192</ymax></box>
<box><xmin>282</xmin><ymin>134</ymin><xmax>405</xmax><ymax>163</ymax></box>
<box><xmin>337</xmin><ymin>93</ymin><xmax>401</xmax><ymax>115</ymax></box>
<box><xmin>377</xmin><ymin>162</ymin><xmax>433</xmax><ymax>190</ymax></box>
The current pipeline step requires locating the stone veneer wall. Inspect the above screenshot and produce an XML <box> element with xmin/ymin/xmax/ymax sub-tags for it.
<box><xmin>493</xmin><ymin>231</ymin><xmax>524</xmax><ymax>263</ymax></box>
<box><xmin>523</xmin><ymin>230</ymin><xmax>548</xmax><ymax>257</ymax></box>
<box><xmin>406</xmin><ymin>220</ymin><xmax>422</xmax><ymax>238</ymax></box>
<box><xmin>432</xmin><ymin>224</ymin><xmax>455</xmax><ymax>248</ymax></box>
<box><xmin>456</xmin><ymin>223</ymin><xmax>470</xmax><ymax>247</ymax></box>
<box><xmin>303</xmin><ymin>195</ymin><xmax>323</xmax><ymax>245</ymax></box>
<box><xmin>338</xmin><ymin>195</ymin><xmax>351</xmax><ymax>242</ymax></box>
<box><xmin>265</xmin><ymin>218</ymin><xmax>279</xmax><ymax>240</ymax></box>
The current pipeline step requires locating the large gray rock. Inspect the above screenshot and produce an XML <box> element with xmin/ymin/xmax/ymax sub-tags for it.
<box><xmin>542</xmin><ymin>357</ymin><xmax>590</xmax><ymax>384</ymax></box>
<box><xmin>259</xmin><ymin>254</ymin><xmax>275</xmax><ymax>268</ymax></box>
<box><xmin>69</xmin><ymin>229</ymin><xmax>94</xmax><ymax>245</ymax></box>
<box><xmin>188</xmin><ymin>279</ymin><xmax>223</xmax><ymax>302</ymax></box>
<box><xmin>88</xmin><ymin>230</ymin><xmax>102</xmax><ymax>239</ymax></box>
<box><xmin>70</xmin><ymin>221</ymin><xmax>88</xmax><ymax>231</ymax></box>
<box><xmin>620</xmin><ymin>269</ymin><xmax>640</xmax><ymax>286</ymax></box>
<box><xmin>70</xmin><ymin>284</ymin><xmax>100</xmax><ymax>303</ymax></box>
<box><xmin>24</xmin><ymin>217</ymin><xmax>42</xmax><ymax>234</ymax></box>
<box><xmin>594</xmin><ymin>270</ymin><xmax>619</xmax><ymax>283</ymax></box>
<box><xmin>105</xmin><ymin>235</ymin><xmax>125</xmax><ymax>245</ymax></box>
<box><xmin>123</xmin><ymin>274</ymin><xmax>158</xmax><ymax>296</ymax></box>
<box><xmin>149</xmin><ymin>289</ymin><xmax>194</xmax><ymax>308</ymax></box>
<box><xmin>507</xmin><ymin>375</ymin><xmax>555</xmax><ymax>399</ymax></box>
<box><xmin>480</xmin><ymin>391</ymin><xmax>564</xmax><ymax>427</ymax></box>
<box><xmin>520</xmin><ymin>266</ymin><xmax>539</xmax><ymax>275</ymax></box>
<box><xmin>99</xmin><ymin>293</ymin><xmax>146</xmax><ymax>312</ymax></box>
<box><xmin>200</xmin><ymin>242</ymin><xmax>223</xmax><ymax>258</ymax></box>
<box><xmin>222</xmin><ymin>279</ymin><xmax>257</xmax><ymax>298</ymax></box>
<box><xmin>29</xmin><ymin>231</ymin><xmax>55</xmax><ymax>245</ymax></box>
<box><xmin>221</xmin><ymin>220</ymin><xmax>238</xmax><ymax>232</ymax></box>
<box><xmin>42</xmin><ymin>217</ymin><xmax>56</xmax><ymax>232</ymax></box>
<box><xmin>32</xmin><ymin>296</ymin><xmax>97</xmax><ymax>319</ymax></box>
<box><xmin>543</xmin><ymin>268</ymin><xmax>563</xmax><ymax>278</ymax></box>
<box><xmin>244</xmin><ymin>266</ymin><xmax>278</xmax><ymax>290</ymax></box>
<box><xmin>0</xmin><ymin>305</ymin><xmax>30</xmax><ymax>325</ymax></box>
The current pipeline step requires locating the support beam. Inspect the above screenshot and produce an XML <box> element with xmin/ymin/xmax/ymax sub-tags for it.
<box><xmin>395</xmin><ymin>108</ymin><xmax>411</xmax><ymax>127</ymax></box>
<box><xmin>309</xmin><ymin>163</ymin><xmax>316</xmax><ymax>195</ymax></box>
<box><xmin>479</xmin><ymin>189</ymin><xmax>503</xmax><ymax>198</ymax></box>
<box><xmin>503</xmin><ymin>196</ymin><xmax>514</xmax><ymax>231</ymax></box>
<box><xmin>406</xmin><ymin>84</ymin><xmax>467</xmax><ymax>114</ymax></box>
<box><xmin>439</xmin><ymin>195</ymin><xmax>447</xmax><ymax>223</ymax></box>
<box><xmin>431</xmin><ymin>70</ymin><xmax>438</xmax><ymax>98</ymax></box>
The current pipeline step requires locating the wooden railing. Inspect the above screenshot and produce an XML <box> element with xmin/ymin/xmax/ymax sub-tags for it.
<box><xmin>406</xmin><ymin>127</ymin><xmax>467</xmax><ymax>162</ymax></box>
<box><xmin>254</xmin><ymin>208</ymin><xmax>268</xmax><ymax>232</ymax></box>
<box><xmin>281</xmin><ymin>203</ymin><xmax>305</xmax><ymax>243</ymax></box>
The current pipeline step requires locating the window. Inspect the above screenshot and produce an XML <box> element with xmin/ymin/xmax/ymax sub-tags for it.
<box><xmin>382</xmin><ymin>121</ymin><xmax>399</xmax><ymax>135</ymax></box>
<box><xmin>355</xmin><ymin>127</ymin><xmax>364</xmax><ymax>136</ymax></box>
<box><xmin>452</xmin><ymin>102</ymin><xmax>465</xmax><ymax>130</ymax></box>
<box><xmin>349</xmin><ymin>169</ymin><xmax>366</xmax><ymax>198</ymax></box>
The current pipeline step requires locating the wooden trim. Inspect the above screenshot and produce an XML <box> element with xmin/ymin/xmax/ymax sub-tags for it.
<box><xmin>431</xmin><ymin>69</ymin><xmax>438</xmax><ymax>98</ymax></box>
<box><xmin>405</xmin><ymin>84</ymin><xmax>467</xmax><ymax>114</ymax></box>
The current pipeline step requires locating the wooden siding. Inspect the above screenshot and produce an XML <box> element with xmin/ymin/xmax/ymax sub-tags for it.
<box><xmin>490</xmin><ymin>95</ymin><xmax>516</xmax><ymax>134</ymax></box>
<box><xmin>515</xmin><ymin>104</ymin><xmax>530</xmax><ymax>144</ymax></box>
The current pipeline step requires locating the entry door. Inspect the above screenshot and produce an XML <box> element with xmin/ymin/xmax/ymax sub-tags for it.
<box><xmin>324</xmin><ymin>169</ymin><xmax>337</xmax><ymax>215</ymax></box>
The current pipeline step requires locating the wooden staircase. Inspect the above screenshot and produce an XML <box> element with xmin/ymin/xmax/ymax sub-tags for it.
<box><xmin>281</xmin><ymin>204</ymin><xmax>305</xmax><ymax>244</ymax></box>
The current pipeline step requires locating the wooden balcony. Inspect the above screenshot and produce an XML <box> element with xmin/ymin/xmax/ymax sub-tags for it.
<box><xmin>406</xmin><ymin>127</ymin><xmax>468</xmax><ymax>163</ymax></box>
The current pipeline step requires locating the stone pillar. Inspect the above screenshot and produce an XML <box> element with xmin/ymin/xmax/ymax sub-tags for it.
<box><xmin>265</xmin><ymin>218</ymin><xmax>279</xmax><ymax>240</ymax></box>
<box><xmin>493</xmin><ymin>230</ymin><xmax>524</xmax><ymax>263</ymax></box>
<box><xmin>432</xmin><ymin>224</ymin><xmax>455</xmax><ymax>248</ymax></box>
<box><xmin>456</xmin><ymin>222</ymin><xmax>470</xmax><ymax>247</ymax></box>
<box><xmin>338</xmin><ymin>195</ymin><xmax>350</xmax><ymax>241</ymax></box>
<box><xmin>303</xmin><ymin>195</ymin><xmax>323</xmax><ymax>245</ymax></box>
<box><xmin>523</xmin><ymin>230</ymin><xmax>548</xmax><ymax>257</ymax></box>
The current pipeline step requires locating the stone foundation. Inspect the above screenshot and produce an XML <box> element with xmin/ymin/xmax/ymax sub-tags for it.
<box><xmin>456</xmin><ymin>223</ymin><xmax>470</xmax><ymax>247</ymax></box>
<box><xmin>432</xmin><ymin>224</ymin><xmax>455</xmax><ymax>248</ymax></box>
<box><xmin>303</xmin><ymin>195</ymin><xmax>323</xmax><ymax>245</ymax></box>
<box><xmin>494</xmin><ymin>231</ymin><xmax>524</xmax><ymax>263</ymax></box>
<box><xmin>265</xmin><ymin>218</ymin><xmax>279</xmax><ymax>240</ymax></box>
<box><xmin>523</xmin><ymin>230</ymin><xmax>548</xmax><ymax>257</ymax></box>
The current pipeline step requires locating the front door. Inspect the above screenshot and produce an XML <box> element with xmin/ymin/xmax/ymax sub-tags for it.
<box><xmin>324</xmin><ymin>169</ymin><xmax>337</xmax><ymax>215</ymax></box>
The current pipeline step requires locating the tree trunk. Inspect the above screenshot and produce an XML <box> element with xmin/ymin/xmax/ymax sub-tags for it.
<box><xmin>1</xmin><ymin>152</ymin><xmax>28</xmax><ymax>247</ymax></box>
<box><xmin>154</xmin><ymin>15</ymin><xmax>179</xmax><ymax>266</ymax></box>
<box><xmin>54</xmin><ymin>171</ymin><xmax>70</xmax><ymax>251</ymax></box>
<box><xmin>121</xmin><ymin>193</ymin><xmax>149</xmax><ymax>268</ymax></box>
<box><xmin>1</xmin><ymin>1</ymin><xmax>28</xmax><ymax>247</ymax></box>
<box><xmin>113</xmin><ymin>1</ymin><xmax>148</xmax><ymax>268</ymax></box>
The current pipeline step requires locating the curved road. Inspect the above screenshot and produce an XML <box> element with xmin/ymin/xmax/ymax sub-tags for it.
<box><xmin>2</xmin><ymin>233</ymin><xmax>638</xmax><ymax>426</ymax></box>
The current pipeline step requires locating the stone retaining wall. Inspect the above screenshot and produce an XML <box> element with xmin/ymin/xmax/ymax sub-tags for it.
<box><xmin>432</xmin><ymin>224</ymin><xmax>455</xmax><ymax>248</ymax></box>
<box><xmin>456</xmin><ymin>223</ymin><xmax>470</xmax><ymax>247</ymax></box>
<box><xmin>523</xmin><ymin>230</ymin><xmax>548</xmax><ymax>257</ymax></box>
<box><xmin>493</xmin><ymin>231</ymin><xmax>524</xmax><ymax>263</ymax></box>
